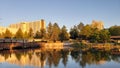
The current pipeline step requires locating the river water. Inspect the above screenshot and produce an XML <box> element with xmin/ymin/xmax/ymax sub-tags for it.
<box><xmin>0</xmin><ymin>48</ymin><xmax>120</xmax><ymax>68</ymax></box>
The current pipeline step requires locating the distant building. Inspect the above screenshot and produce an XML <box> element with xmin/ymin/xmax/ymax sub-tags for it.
<box><xmin>0</xmin><ymin>19</ymin><xmax>46</xmax><ymax>35</ymax></box>
<box><xmin>91</xmin><ymin>20</ymin><xmax>104</xmax><ymax>30</ymax></box>
<box><xmin>110</xmin><ymin>36</ymin><xmax>120</xmax><ymax>43</ymax></box>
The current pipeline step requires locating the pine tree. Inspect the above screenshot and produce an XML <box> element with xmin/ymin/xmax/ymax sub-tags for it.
<box><xmin>59</xmin><ymin>25</ymin><xmax>69</xmax><ymax>42</ymax></box>
<box><xmin>4</xmin><ymin>29</ymin><xmax>12</xmax><ymax>38</ymax></box>
<box><xmin>14</xmin><ymin>28</ymin><xmax>23</xmax><ymax>39</ymax></box>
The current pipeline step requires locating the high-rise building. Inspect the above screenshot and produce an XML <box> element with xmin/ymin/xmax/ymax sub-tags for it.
<box><xmin>91</xmin><ymin>20</ymin><xmax>104</xmax><ymax>30</ymax></box>
<box><xmin>0</xmin><ymin>19</ymin><xmax>46</xmax><ymax>35</ymax></box>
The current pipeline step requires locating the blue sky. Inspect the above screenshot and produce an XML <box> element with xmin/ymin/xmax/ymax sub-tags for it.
<box><xmin>0</xmin><ymin>0</ymin><xmax>120</xmax><ymax>29</ymax></box>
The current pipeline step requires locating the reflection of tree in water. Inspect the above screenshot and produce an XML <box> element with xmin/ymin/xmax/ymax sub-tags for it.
<box><xmin>70</xmin><ymin>49</ymin><xmax>112</xmax><ymax>68</ymax></box>
<box><xmin>52</xmin><ymin>50</ymin><xmax>62</xmax><ymax>67</ymax></box>
<box><xmin>71</xmin><ymin>50</ymin><xmax>81</xmax><ymax>62</ymax></box>
<box><xmin>111</xmin><ymin>54</ymin><xmax>120</xmax><ymax>63</ymax></box>
<box><xmin>39</xmin><ymin>51</ymin><xmax>47</xmax><ymax>68</ymax></box>
<box><xmin>1</xmin><ymin>48</ymin><xmax>120</xmax><ymax>68</ymax></box>
<box><xmin>15</xmin><ymin>52</ymin><xmax>22</xmax><ymax>61</ymax></box>
<box><xmin>47</xmin><ymin>51</ymin><xmax>53</xmax><ymax>68</ymax></box>
<box><xmin>46</xmin><ymin>49</ymin><xmax>69</xmax><ymax>68</ymax></box>
<box><xmin>47</xmin><ymin>50</ymin><xmax>62</xmax><ymax>67</ymax></box>
<box><xmin>61</xmin><ymin>50</ymin><xmax>69</xmax><ymax>67</ymax></box>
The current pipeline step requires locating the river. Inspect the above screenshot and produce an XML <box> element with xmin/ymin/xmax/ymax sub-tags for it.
<box><xmin>0</xmin><ymin>48</ymin><xmax>120</xmax><ymax>68</ymax></box>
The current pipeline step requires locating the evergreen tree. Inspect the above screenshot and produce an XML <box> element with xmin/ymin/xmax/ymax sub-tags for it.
<box><xmin>109</xmin><ymin>25</ymin><xmax>120</xmax><ymax>36</ymax></box>
<box><xmin>28</xmin><ymin>28</ymin><xmax>33</xmax><ymax>38</ymax></box>
<box><xmin>34</xmin><ymin>31</ymin><xmax>41</xmax><ymax>39</ymax></box>
<box><xmin>69</xmin><ymin>25</ymin><xmax>79</xmax><ymax>39</ymax></box>
<box><xmin>77</xmin><ymin>22</ymin><xmax>84</xmax><ymax>32</ymax></box>
<box><xmin>59</xmin><ymin>25</ymin><xmax>69</xmax><ymax>42</ymax></box>
<box><xmin>23</xmin><ymin>31</ymin><xmax>29</xmax><ymax>39</ymax></box>
<box><xmin>4</xmin><ymin>29</ymin><xmax>12</xmax><ymax>38</ymax></box>
<box><xmin>40</xmin><ymin>28</ymin><xmax>47</xmax><ymax>39</ymax></box>
<box><xmin>14</xmin><ymin>28</ymin><xmax>23</xmax><ymax>39</ymax></box>
<box><xmin>51</xmin><ymin>23</ymin><xmax>60</xmax><ymax>42</ymax></box>
<box><xmin>47</xmin><ymin>22</ymin><xmax>53</xmax><ymax>40</ymax></box>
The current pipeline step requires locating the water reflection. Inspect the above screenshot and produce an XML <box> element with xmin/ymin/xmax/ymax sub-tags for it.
<box><xmin>0</xmin><ymin>48</ymin><xmax>120</xmax><ymax>68</ymax></box>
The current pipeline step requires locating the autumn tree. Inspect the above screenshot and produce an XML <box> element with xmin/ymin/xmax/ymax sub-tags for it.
<box><xmin>4</xmin><ymin>29</ymin><xmax>12</xmax><ymax>38</ymax></box>
<box><xmin>99</xmin><ymin>29</ymin><xmax>110</xmax><ymax>43</ymax></box>
<box><xmin>51</xmin><ymin>23</ymin><xmax>60</xmax><ymax>42</ymax></box>
<box><xmin>0</xmin><ymin>33</ymin><xmax>4</xmax><ymax>38</ymax></box>
<box><xmin>89</xmin><ymin>28</ymin><xmax>100</xmax><ymax>42</ymax></box>
<box><xmin>80</xmin><ymin>25</ymin><xmax>92</xmax><ymax>39</ymax></box>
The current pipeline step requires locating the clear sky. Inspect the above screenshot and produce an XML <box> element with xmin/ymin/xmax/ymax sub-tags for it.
<box><xmin>0</xmin><ymin>0</ymin><xmax>120</xmax><ymax>29</ymax></box>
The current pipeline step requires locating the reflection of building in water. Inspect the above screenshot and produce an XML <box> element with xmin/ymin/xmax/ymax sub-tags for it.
<box><xmin>0</xmin><ymin>19</ymin><xmax>46</xmax><ymax>34</ymax></box>
<box><xmin>97</xmin><ymin>60</ymin><xmax>106</xmax><ymax>65</ymax></box>
<box><xmin>0</xmin><ymin>53</ymin><xmax>46</xmax><ymax>67</ymax></box>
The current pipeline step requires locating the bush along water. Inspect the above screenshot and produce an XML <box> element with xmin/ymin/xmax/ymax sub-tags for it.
<box><xmin>71</xmin><ymin>42</ymin><xmax>86</xmax><ymax>48</ymax></box>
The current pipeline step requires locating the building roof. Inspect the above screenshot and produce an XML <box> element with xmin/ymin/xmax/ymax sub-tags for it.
<box><xmin>110</xmin><ymin>36</ymin><xmax>120</xmax><ymax>39</ymax></box>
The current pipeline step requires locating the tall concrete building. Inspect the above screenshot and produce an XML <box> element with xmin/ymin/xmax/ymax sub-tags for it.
<box><xmin>91</xmin><ymin>20</ymin><xmax>104</xmax><ymax>30</ymax></box>
<box><xmin>0</xmin><ymin>19</ymin><xmax>46</xmax><ymax>35</ymax></box>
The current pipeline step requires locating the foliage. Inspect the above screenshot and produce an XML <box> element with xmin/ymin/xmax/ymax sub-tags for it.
<box><xmin>59</xmin><ymin>25</ymin><xmax>69</xmax><ymax>42</ymax></box>
<box><xmin>109</xmin><ymin>25</ymin><xmax>120</xmax><ymax>36</ymax></box>
<box><xmin>40</xmin><ymin>28</ymin><xmax>47</xmax><ymax>39</ymax></box>
<box><xmin>99</xmin><ymin>29</ymin><xmax>110</xmax><ymax>43</ymax></box>
<box><xmin>69</xmin><ymin>26</ymin><xmax>79</xmax><ymax>39</ymax></box>
<box><xmin>51</xmin><ymin>23</ymin><xmax>60</xmax><ymax>42</ymax></box>
<box><xmin>80</xmin><ymin>25</ymin><xmax>92</xmax><ymax>39</ymax></box>
<box><xmin>89</xmin><ymin>28</ymin><xmax>100</xmax><ymax>42</ymax></box>
<box><xmin>4</xmin><ymin>29</ymin><xmax>13</xmax><ymax>38</ymax></box>
<box><xmin>71</xmin><ymin>42</ymin><xmax>85</xmax><ymax>48</ymax></box>
<box><xmin>47</xmin><ymin>22</ymin><xmax>53</xmax><ymax>40</ymax></box>
<box><xmin>23</xmin><ymin>31</ymin><xmax>29</xmax><ymax>39</ymax></box>
<box><xmin>77</xmin><ymin>22</ymin><xmax>84</xmax><ymax>32</ymax></box>
<box><xmin>34</xmin><ymin>31</ymin><xmax>41</xmax><ymax>38</ymax></box>
<box><xmin>28</xmin><ymin>28</ymin><xmax>33</xmax><ymax>38</ymax></box>
<box><xmin>14</xmin><ymin>28</ymin><xmax>24</xmax><ymax>39</ymax></box>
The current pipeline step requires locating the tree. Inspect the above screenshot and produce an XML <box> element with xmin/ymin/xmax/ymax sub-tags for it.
<box><xmin>51</xmin><ymin>23</ymin><xmax>60</xmax><ymax>42</ymax></box>
<box><xmin>28</xmin><ymin>28</ymin><xmax>33</xmax><ymax>38</ymax></box>
<box><xmin>109</xmin><ymin>25</ymin><xmax>120</xmax><ymax>36</ymax></box>
<box><xmin>47</xmin><ymin>22</ymin><xmax>53</xmax><ymax>40</ymax></box>
<box><xmin>0</xmin><ymin>33</ymin><xmax>4</xmax><ymax>38</ymax></box>
<box><xmin>4</xmin><ymin>29</ymin><xmax>12</xmax><ymax>38</ymax></box>
<box><xmin>14</xmin><ymin>28</ymin><xmax>23</xmax><ymax>39</ymax></box>
<box><xmin>34</xmin><ymin>31</ymin><xmax>41</xmax><ymax>39</ymax></box>
<box><xmin>80</xmin><ymin>25</ymin><xmax>92</xmax><ymax>39</ymax></box>
<box><xmin>69</xmin><ymin>25</ymin><xmax>79</xmax><ymax>39</ymax></box>
<box><xmin>99</xmin><ymin>29</ymin><xmax>110</xmax><ymax>43</ymax></box>
<box><xmin>89</xmin><ymin>28</ymin><xmax>100</xmax><ymax>42</ymax></box>
<box><xmin>40</xmin><ymin>28</ymin><xmax>47</xmax><ymax>39</ymax></box>
<box><xmin>23</xmin><ymin>31</ymin><xmax>29</xmax><ymax>39</ymax></box>
<box><xmin>77</xmin><ymin>22</ymin><xmax>84</xmax><ymax>32</ymax></box>
<box><xmin>59</xmin><ymin>25</ymin><xmax>69</xmax><ymax>42</ymax></box>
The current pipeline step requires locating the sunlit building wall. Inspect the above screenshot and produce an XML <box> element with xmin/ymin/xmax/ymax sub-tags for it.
<box><xmin>0</xmin><ymin>19</ymin><xmax>46</xmax><ymax>35</ymax></box>
<box><xmin>91</xmin><ymin>20</ymin><xmax>104</xmax><ymax>30</ymax></box>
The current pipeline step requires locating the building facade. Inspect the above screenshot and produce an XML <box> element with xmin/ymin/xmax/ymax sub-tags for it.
<box><xmin>91</xmin><ymin>20</ymin><xmax>104</xmax><ymax>30</ymax></box>
<box><xmin>0</xmin><ymin>19</ymin><xmax>46</xmax><ymax>35</ymax></box>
